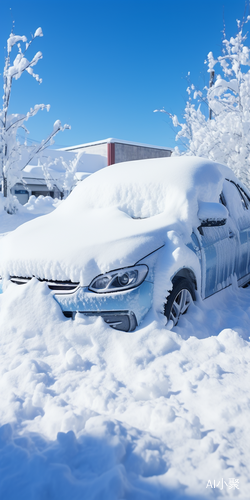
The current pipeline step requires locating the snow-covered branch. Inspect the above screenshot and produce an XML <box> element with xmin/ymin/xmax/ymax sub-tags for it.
<box><xmin>21</xmin><ymin>121</ymin><xmax>71</xmax><ymax>171</ymax></box>
<box><xmin>41</xmin><ymin>151</ymin><xmax>82</xmax><ymax>198</ymax></box>
<box><xmin>0</xmin><ymin>26</ymin><xmax>70</xmax><ymax>213</ymax></box>
<box><xmin>155</xmin><ymin>15</ymin><xmax>250</xmax><ymax>187</ymax></box>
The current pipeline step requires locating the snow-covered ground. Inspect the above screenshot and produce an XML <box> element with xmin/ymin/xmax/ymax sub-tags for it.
<box><xmin>0</xmin><ymin>197</ymin><xmax>249</xmax><ymax>499</ymax></box>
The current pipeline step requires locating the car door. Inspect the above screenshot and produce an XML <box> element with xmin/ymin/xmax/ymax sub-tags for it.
<box><xmin>222</xmin><ymin>179</ymin><xmax>250</xmax><ymax>283</ymax></box>
<box><xmin>196</xmin><ymin>217</ymin><xmax>237</xmax><ymax>298</ymax></box>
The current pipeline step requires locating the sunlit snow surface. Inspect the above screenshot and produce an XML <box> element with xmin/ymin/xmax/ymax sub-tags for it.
<box><xmin>1</xmin><ymin>278</ymin><xmax>250</xmax><ymax>499</ymax></box>
<box><xmin>0</xmin><ymin>172</ymin><xmax>250</xmax><ymax>499</ymax></box>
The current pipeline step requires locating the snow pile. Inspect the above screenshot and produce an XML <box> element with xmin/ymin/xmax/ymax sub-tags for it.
<box><xmin>23</xmin><ymin>195</ymin><xmax>62</xmax><ymax>214</ymax></box>
<box><xmin>0</xmin><ymin>193</ymin><xmax>60</xmax><ymax>234</ymax></box>
<box><xmin>0</xmin><ymin>278</ymin><xmax>250</xmax><ymax>498</ymax></box>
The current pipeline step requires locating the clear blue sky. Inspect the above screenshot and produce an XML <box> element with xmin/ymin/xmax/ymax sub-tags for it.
<box><xmin>0</xmin><ymin>0</ymin><xmax>248</xmax><ymax>149</ymax></box>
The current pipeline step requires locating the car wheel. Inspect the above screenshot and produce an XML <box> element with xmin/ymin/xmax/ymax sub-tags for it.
<box><xmin>164</xmin><ymin>278</ymin><xmax>195</xmax><ymax>326</ymax></box>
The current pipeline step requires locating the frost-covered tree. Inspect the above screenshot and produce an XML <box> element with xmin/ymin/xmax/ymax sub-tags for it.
<box><xmin>41</xmin><ymin>151</ymin><xmax>84</xmax><ymax>199</ymax></box>
<box><xmin>155</xmin><ymin>14</ymin><xmax>250</xmax><ymax>187</ymax></box>
<box><xmin>0</xmin><ymin>26</ymin><xmax>70</xmax><ymax>213</ymax></box>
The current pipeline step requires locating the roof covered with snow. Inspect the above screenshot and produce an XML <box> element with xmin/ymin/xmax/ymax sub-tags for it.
<box><xmin>60</xmin><ymin>138</ymin><xmax>172</xmax><ymax>152</ymax></box>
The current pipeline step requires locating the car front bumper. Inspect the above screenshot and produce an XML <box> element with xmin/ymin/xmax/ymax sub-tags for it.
<box><xmin>54</xmin><ymin>280</ymin><xmax>154</xmax><ymax>332</ymax></box>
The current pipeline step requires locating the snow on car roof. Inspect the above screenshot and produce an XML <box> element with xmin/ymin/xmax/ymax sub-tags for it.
<box><xmin>0</xmin><ymin>157</ymin><xmax>236</xmax><ymax>283</ymax></box>
<box><xmin>58</xmin><ymin>155</ymin><xmax>231</xmax><ymax>219</ymax></box>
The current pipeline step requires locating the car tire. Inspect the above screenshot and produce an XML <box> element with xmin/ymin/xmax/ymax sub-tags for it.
<box><xmin>164</xmin><ymin>278</ymin><xmax>195</xmax><ymax>326</ymax></box>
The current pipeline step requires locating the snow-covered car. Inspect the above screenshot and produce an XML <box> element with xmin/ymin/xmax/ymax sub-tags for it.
<box><xmin>1</xmin><ymin>156</ymin><xmax>250</xmax><ymax>332</ymax></box>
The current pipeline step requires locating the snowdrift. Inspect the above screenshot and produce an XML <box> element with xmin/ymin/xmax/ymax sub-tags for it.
<box><xmin>0</xmin><ymin>278</ymin><xmax>250</xmax><ymax>499</ymax></box>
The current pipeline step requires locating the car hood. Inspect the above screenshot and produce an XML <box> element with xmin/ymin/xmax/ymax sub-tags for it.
<box><xmin>0</xmin><ymin>206</ymin><xmax>172</xmax><ymax>285</ymax></box>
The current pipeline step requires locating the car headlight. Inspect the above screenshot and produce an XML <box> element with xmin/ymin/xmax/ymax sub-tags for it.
<box><xmin>88</xmin><ymin>265</ymin><xmax>148</xmax><ymax>293</ymax></box>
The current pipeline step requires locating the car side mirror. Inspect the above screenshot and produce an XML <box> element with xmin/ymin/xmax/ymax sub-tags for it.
<box><xmin>197</xmin><ymin>202</ymin><xmax>228</xmax><ymax>235</ymax></box>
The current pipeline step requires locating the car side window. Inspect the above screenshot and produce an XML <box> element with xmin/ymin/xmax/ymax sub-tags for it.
<box><xmin>238</xmin><ymin>185</ymin><xmax>250</xmax><ymax>209</ymax></box>
<box><xmin>224</xmin><ymin>179</ymin><xmax>250</xmax><ymax>210</ymax></box>
<box><xmin>222</xmin><ymin>178</ymin><xmax>250</xmax><ymax>231</ymax></box>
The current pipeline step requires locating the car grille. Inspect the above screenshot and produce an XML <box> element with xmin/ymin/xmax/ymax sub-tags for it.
<box><xmin>63</xmin><ymin>311</ymin><xmax>137</xmax><ymax>332</ymax></box>
<box><xmin>10</xmin><ymin>276</ymin><xmax>79</xmax><ymax>292</ymax></box>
